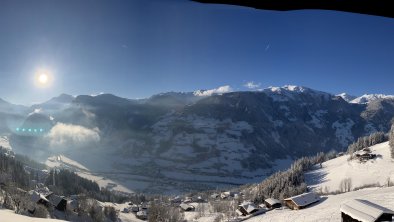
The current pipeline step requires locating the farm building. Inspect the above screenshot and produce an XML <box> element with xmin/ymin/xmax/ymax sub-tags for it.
<box><xmin>353</xmin><ymin>149</ymin><xmax>377</xmax><ymax>161</ymax></box>
<box><xmin>238</xmin><ymin>202</ymin><xmax>259</xmax><ymax>216</ymax></box>
<box><xmin>340</xmin><ymin>199</ymin><xmax>394</xmax><ymax>222</ymax></box>
<box><xmin>180</xmin><ymin>203</ymin><xmax>195</xmax><ymax>211</ymax></box>
<box><xmin>264</xmin><ymin>198</ymin><xmax>282</xmax><ymax>209</ymax></box>
<box><xmin>220</xmin><ymin>191</ymin><xmax>240</xmax><ymax>199</ymax></box>
<box><xmin>136</xmin><ymin>210</ymin><xmax>147</xmax><ymax>220</ymax></box>
<box><xmin>284</xmin><ymin>192</ymin><xmax>320</xmax><ymax>210</ymax></box>
<box><xmin>30</xmin><ymin>191</ymin><xmax>50</xmax><ymax>206</ymax></box>
<box><xmin>46</xmin><ymin>193</ymin><xmax>67</xmax><ymax>211</ymax></box>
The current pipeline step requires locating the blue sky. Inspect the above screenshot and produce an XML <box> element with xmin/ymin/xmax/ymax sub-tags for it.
<box><xmin>0</xmin><ymin>0</ymin><xmax>394</xmax><ymax>105</ymax></box>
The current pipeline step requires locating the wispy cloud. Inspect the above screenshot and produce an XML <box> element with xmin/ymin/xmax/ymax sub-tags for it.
<box><xmin>90</xmin><ymin>92</ymin><xmax>104</xmax><ymax>97</ymax></box>
<box><xmin>45</xmin><ymin>123</ymin><xmax>100</xmax><ymax>149</ymax></box>
<box><xmin>265</xmin><ymin>44</ymin><xmax>270</xmax><ymax>51</ymax></box>
<box><xmin>243</xmin><ymin>81</ymin><xmax>261</xmax><ymax>89</ymax></box>
<box><xmin>194</xmin><ymin>85</ymin><xmax>233</xmax><ymax>97</ymax></box>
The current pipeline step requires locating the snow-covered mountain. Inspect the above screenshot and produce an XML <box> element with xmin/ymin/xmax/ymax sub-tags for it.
<box><xmin>350</xmin><ymin>94</ymin><xmax>394</xmax><ymax>104</ymax></box>
<box><xmin>336</xmin><ymin>93</ymin><xmax>357</xmax><ymax>102</ymax></box>
<box><xmin>31</xmin><ymin>94</ymin><xmax>75</xmax><ymax>113</ymax></box>
<box><xmin>2</xmin><ymin>86</ymin><xmax>394</xmax><ymax>193</ymax></box>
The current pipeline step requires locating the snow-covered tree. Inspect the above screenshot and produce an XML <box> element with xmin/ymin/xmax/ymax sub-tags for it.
<box><xmin>389</xmin><ymin>123</ymin><xmax>394</xmax><ymax>158</ymax></box>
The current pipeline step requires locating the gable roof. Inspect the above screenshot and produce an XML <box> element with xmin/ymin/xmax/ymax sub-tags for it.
<box><xmin>238</xmin><ymin>202</ymin><xmax>258</xmax><ymax>214</ymax></box>
<box><xmin>284</xmin><ymin>192</ymin><xmax>320</xmax><ymax>207</ymax></box>
<box><xmin>265</xmin><ymin>198</ymin><xmax>281</xmax><ymax>206</ymax></box>
<box><xmin>340</xmin><ymin>199</ymin><xmax>394</xmax><ymax>222</ymax></box>
<box><xmin>47</xmin><ymin>194</ymin><xmax>66</xmax><ymax>206</ymax></box>
<box><xmin>30</xmin><ymin>191</ymin><xmax>49</xmax><ymax>203</ymax></box>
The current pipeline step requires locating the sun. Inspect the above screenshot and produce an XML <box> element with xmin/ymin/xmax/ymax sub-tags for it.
<box><xmin>38</xmin><ymin>73</ymin><xmax>48</xmax><ymax>84</ymax></box>
<box><xmin>34</xmin><ymin>70</ymin><xmax>53</xmax><ymax>88</ymax></box>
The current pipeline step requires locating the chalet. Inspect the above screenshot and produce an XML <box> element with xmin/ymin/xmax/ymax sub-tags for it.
<box><xmin>30</xmin><ymin>191</ymin><xmax>50</xmax><ymax>206</ymax></box>
<box><xmin>210</xmin><ymin>193</ymin><xmax>220</xmax><ymax>199</ymax></box>
<box><xmin>192</xmin><ymin>196</ymin><xmax>205</xmax><ymax>203</ymax></box>
<box><xmin>238</xmin><ymin>202</ymin><xmax>259</xmax><ymax>216</ymax></box>
<box><xmin>340</xmin><ymin>199</ymin><xmax>394</xmax><ymax>222</ymax></box>
<box><xmin>46</xmin><ymin>193</ymin><xmax>67</xmax><ymax>211</ymax></box>
<box><xmin>170</xmin><ymin>196</ymin><xmax>182</xmax><ymax>204</ymax></box>
<box><xmin>180</xmin><ymin>203</ymin><xmax>195</xmax><ymax>211</ymax></box>
<box><xmin>264</xmin><ymin>198</ymin><xmax>282</xmax><ymax>209</ymax></box>
<box><xmin>131</xmin><ymin>204</ymin><xmax>139</xmax><ymax>212</ymax></box>
<box><xmin>220</xmin><ymin>191</ymin><xmax>240</xmax><ymax>199</ymax></box>
<box><xmin>354</xmin><ymin>149</ymin><xmax>376</xmax><ymax>161</ymax></box>
<box><xmin>284</xmin><ymin>192</ymin><xmax>320</xmax><ymax>210</ymax></box>
<box><xmin>136</xmin><ymin>210</ymin><xmax>147</xmax><ymax>220</ymax></box>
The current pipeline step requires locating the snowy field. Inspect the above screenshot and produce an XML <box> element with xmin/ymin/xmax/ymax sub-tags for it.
<box><xmin>306</xmin><ymin>141</ymin><xmax>394</xmax><ymax>192</ymax></box>
<box><xmin>0</xmin><ymin>209</ymin><xmax>64</xmax><ymax>222</ymax></box>
<box><xmin>245</xmin><ymin>186</ymin><xmax>394</xmax><ymax>222</ymax></box>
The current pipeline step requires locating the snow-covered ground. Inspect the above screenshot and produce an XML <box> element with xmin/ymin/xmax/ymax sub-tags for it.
<box><xmin>45</xmin><ymin>154</ymin><xmax>134</xmax><ymax>193</ymax></box>
<box><xmin>306</xmin><ymin>141</ymin><xmax>394</xmax><ymax>192</ymax></box>
<box><xmin>244</xmin><ymin>141</ymin><xmax>394</xmax><ymax>222</ymax></box>
<box><xmin>0</xmin><ymin>209</ymin><xmax>65</xmax><ymax>222</ymax></box>
<box><xmin>245</xmin><ymin>186</ymin><xmax>394</xmax><ymax>222</ymax></box>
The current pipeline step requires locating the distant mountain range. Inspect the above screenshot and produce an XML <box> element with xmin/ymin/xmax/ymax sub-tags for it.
<box><xmin>1</xmin><ymin>85</ymin><xmax>394</xmax><ymax>193</ymax></box>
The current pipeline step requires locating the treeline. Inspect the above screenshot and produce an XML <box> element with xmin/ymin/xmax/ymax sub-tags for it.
<box><xmin>246</xmin><ymin>151</ymin><xmax>336</xmax><ymax>204</ymax></box>
<box><xmin>0</xmin><ymin>153</ymin><xmax>30</xmax><ymax>189</ymax></box>
<box><xmin>347</xmin><ymin>132</ymin><xmax>387</xmax><ymax>155</ymax></box>
<box><xmin>45</xmin><ymin>169</ymin><xmax>136</xmax><ymax>203</ymax></box>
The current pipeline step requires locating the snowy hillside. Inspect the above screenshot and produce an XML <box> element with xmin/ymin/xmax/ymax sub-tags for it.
<box><xmin>306</xmin><ymin>141</ymin><xmax>394</xmax><ymax>192</ymax></box>
<box><xmin>245</xmin><ymin>186</ymin><xmax>394</xmax><ymax>222</ymax></box>
<box><xmin>0</xmin><ymin>209</ymin><xmax>64</xmax><ymax>222</ymax></box>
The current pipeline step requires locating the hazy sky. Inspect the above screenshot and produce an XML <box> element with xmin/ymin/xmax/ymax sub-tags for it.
<box><xmin>1</xmin><ymin>0</ymin><xmax>394</xmax><ymax>105</ymax></box>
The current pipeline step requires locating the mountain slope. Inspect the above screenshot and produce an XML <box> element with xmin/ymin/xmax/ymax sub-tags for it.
<box><xmin>6</xmin><ymin>86</ymin><xmax>394</xmax><ymax>193</ymax></box>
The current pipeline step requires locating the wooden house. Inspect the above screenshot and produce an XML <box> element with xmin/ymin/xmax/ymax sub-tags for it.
<box><xmin>340</xmin><ymin>199</ymin><xmax>394</xmax><ymax>222</ymax></box>
<box><xmin>180</xmin><ymin>203</ymin><xmax>195</xmax><ymax>211</ymax></box>
<box><xmin>284</xmin><ymin>192</ymin><xmax>320</xmax><ymax>210</ymax></box>
<box><xmin>264</xmin><ymin>198</ymin><xmax>282</xmax><ymax>209</ymax></box>
<box><xmin>46</xmin><ymin>193</ymin><xmax>67</xmax><ymax>211</ymax></box>
<box><xmin>238</xmin><ymin>202</ymin><xmax>259</xmax><ymax>216</ymax></box>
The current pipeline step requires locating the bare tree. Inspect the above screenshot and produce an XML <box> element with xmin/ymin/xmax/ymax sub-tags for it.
<box><xmin>339</xmin><ymin>178</ymin><xmax>352</xmax><ymax>192</ymax></box>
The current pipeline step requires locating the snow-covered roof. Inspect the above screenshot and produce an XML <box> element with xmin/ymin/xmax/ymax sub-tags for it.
<box><xmin>340</xmin><ymin>199</ymin><xmax>394</xmax><ymax>222</ymax></box>
<box><xmin>239</xmin><ymin>202</ymin><xmax>258</xmax><ymax>214</ymax></box>
<box><xmin>284</xmin><ymin>192</ymin><xmax>320</xmax><ymax>207</ymax></box>
<box><xmin>180</xmin><ymin>203</ymin><xmax>195</xmax><ymax>211</ymax></box>
<box><xmin>265</xmin><ymin>198</ymin><xmax>281</xmax><ymax>206</ymax></box>
<box><xmin>30</xmin><ymin>191</ymin><xmax>49</xmax><ymax>203</ymax></box>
